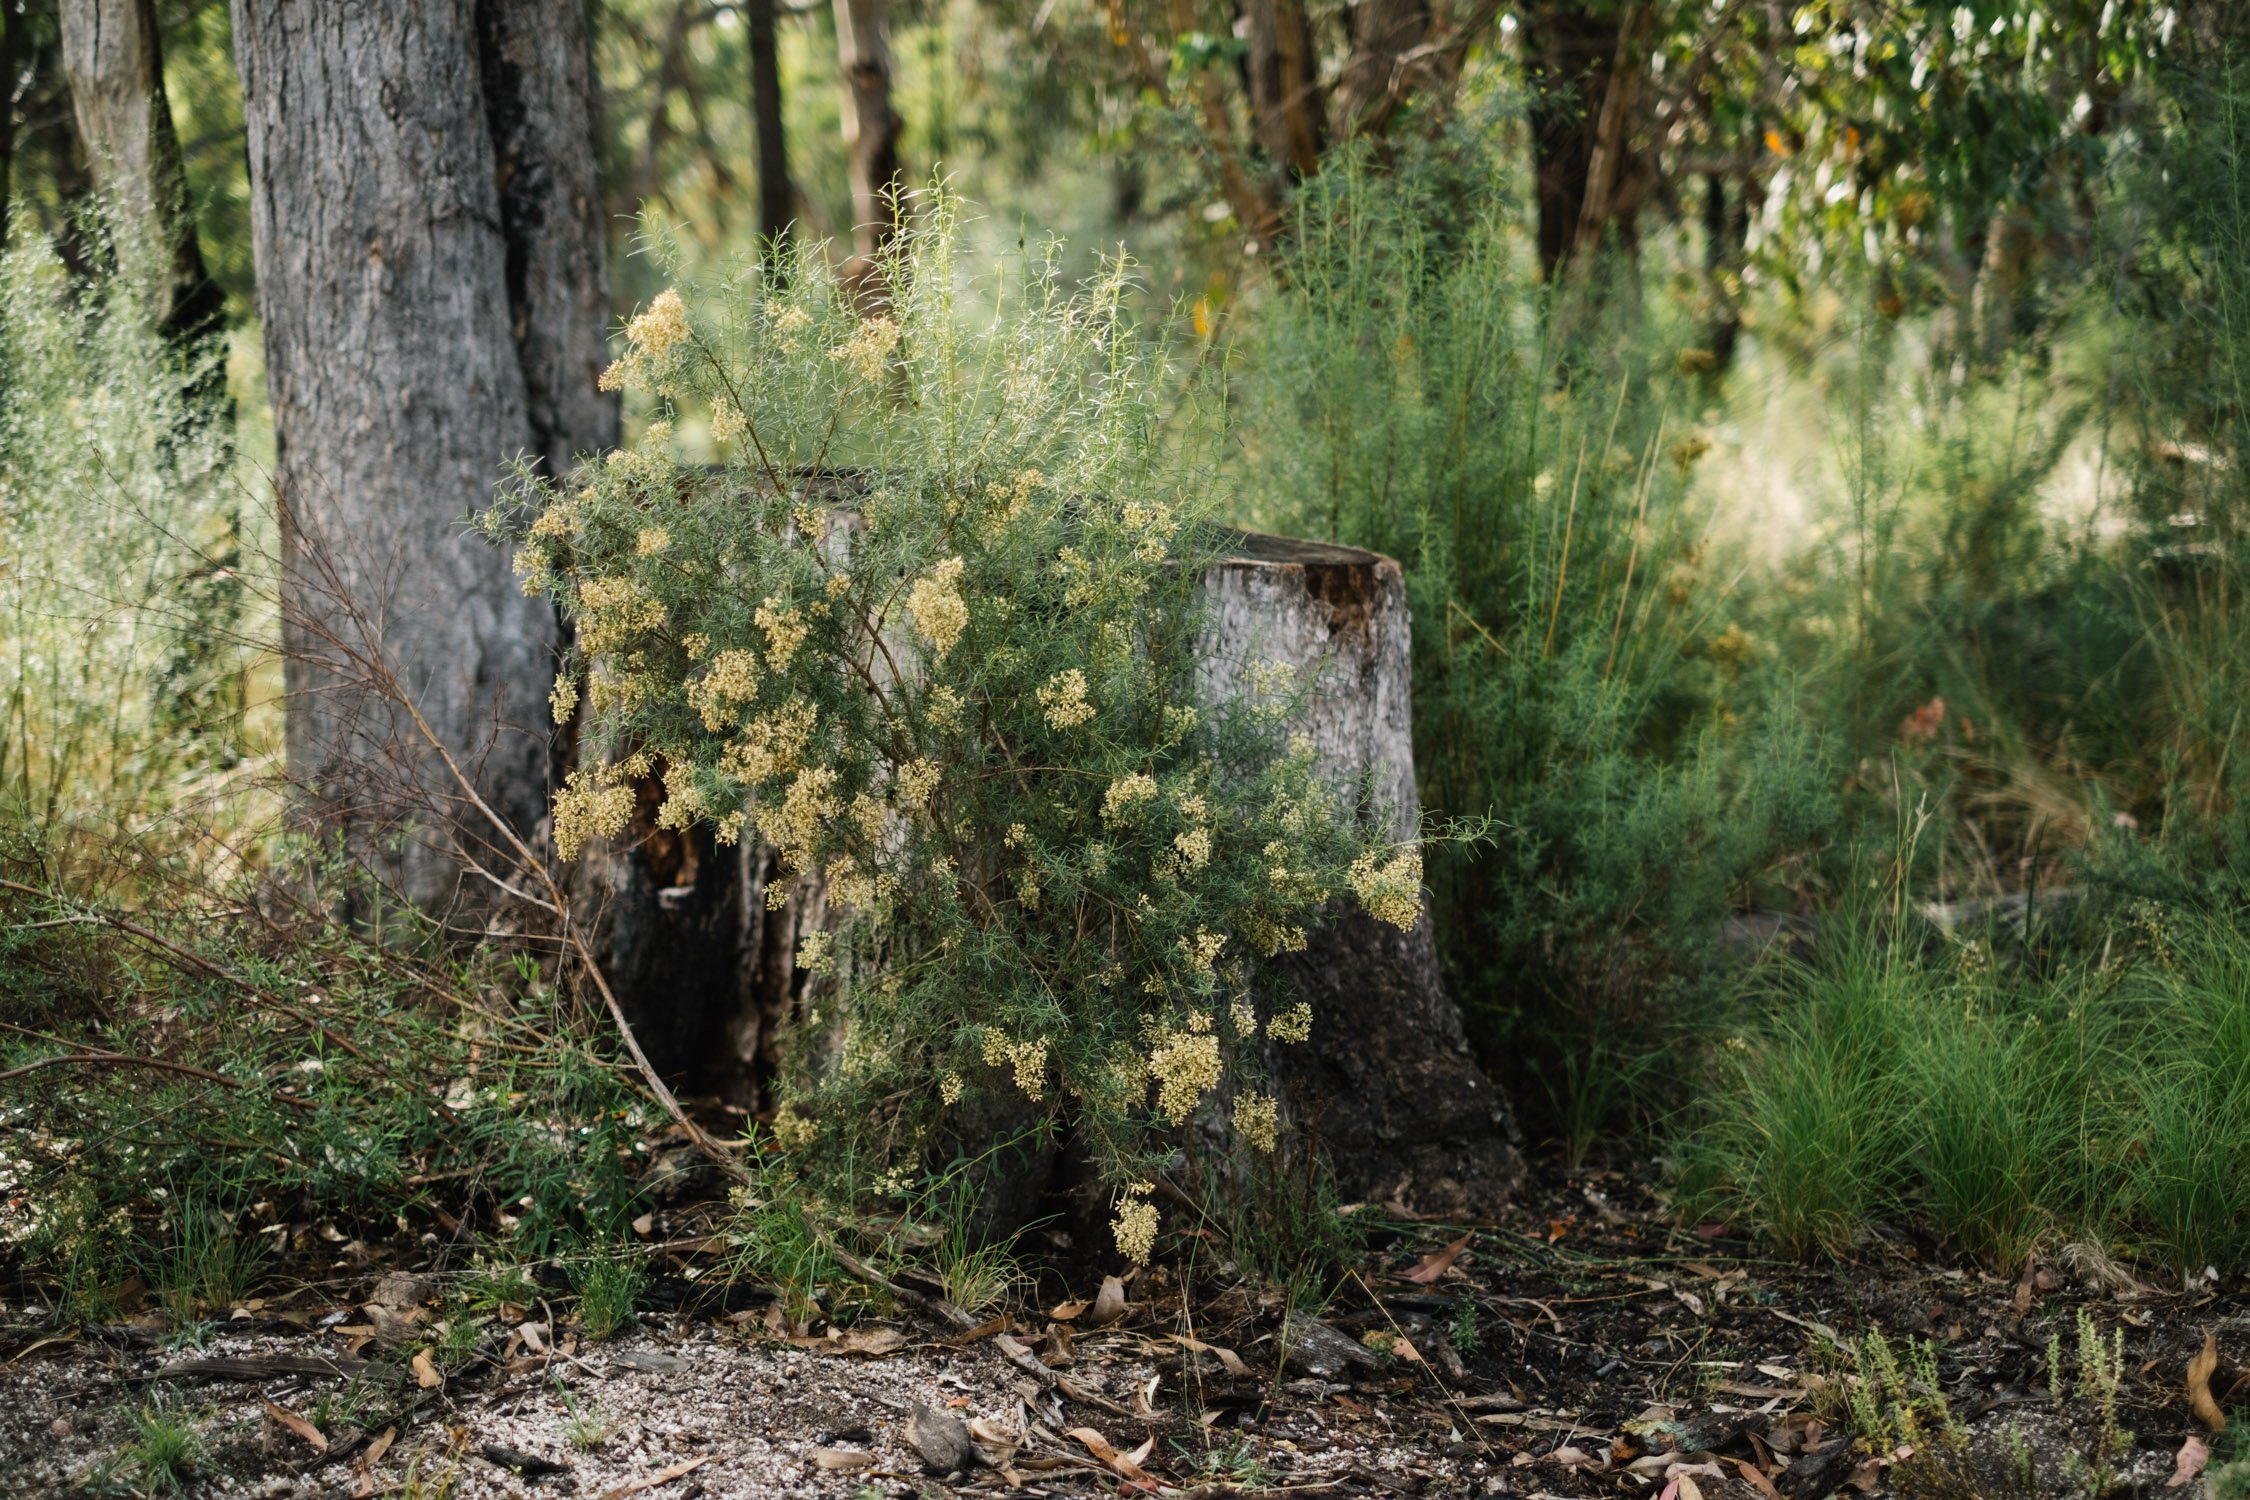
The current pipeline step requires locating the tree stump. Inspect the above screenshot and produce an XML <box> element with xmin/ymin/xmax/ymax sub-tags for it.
<box><xmin>584</xmin><ymin>524</ymin><xmax>1522</xmax><ymax>1220</ymax></box>
<box><xmin>1198</xmin><ymin>532</ymin><xmax>1522</xmax><ymax>1217</ymax></box>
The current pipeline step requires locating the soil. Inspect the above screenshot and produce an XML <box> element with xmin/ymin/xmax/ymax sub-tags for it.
<box><xmin>1</xmin><ymin>1159</ymin><xmax>2238</xmax><ymax>1498</ymax></box>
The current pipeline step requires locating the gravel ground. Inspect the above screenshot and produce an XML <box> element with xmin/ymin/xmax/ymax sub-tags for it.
<box><xmin>0</xmin><ymin>1314</ymin><xmax>1497</xmax><ymax>1497</ymax></box>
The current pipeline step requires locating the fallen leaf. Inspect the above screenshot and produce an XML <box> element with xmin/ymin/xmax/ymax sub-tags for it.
<box><xmin>262</xmin><ymin>1400</ymin><xmax>327</xmax><ymax>1453</ymax></box>
<box><xmin>1733</xmin><ymin>1457</ymin><xmax>1784</xmax><ymax>1500</ymax></box>
<box><xmin>1174</xmin><ymin>1335</ymin><xmax>1251</xmax><ymax>1377</ymax></box>
<box><xmin>1088</xmin><ymin>1276</ymin><xmax>1128</xmax><ymax>1327</ymax></box>
<box><xmin>2169</xmin><ymin>1433</ymin><xmax>2212</xmax><ymax>1489</ymax></box>
<box><xmin>1399</xmin><ymin>1232</ymin><xmax>1473</xmax><ymax>1284</ymax></box>
<box><xmin>810</xmin><ymin>1447</ymin><xmax>874</xmax><ymax>1471</ymax></box>
<box><xmin>2191</xmin><ymin>1332</ymin><xmax>2228</xmax><ymax>1433</ymax></box>
<box><xmin>410</xmin><ymin>1349</ymin><xmax>442</xmax><ymax>1389</ymax></box>
<box><xmin>596</xmin><ymin>1455</ymin><xmax>711</xmax><ymax>1500</ymax></box>
<box><xmin>1039</xmin><ymin>1323</ymin><xmax>1076</xmax><ymax>1367</ymax></box>
<box><xmin>1676</xmin><ymin>1477</ymin><xmax>1705</xmax><ymax>1500</ymax></box>
<box><xmin>1049</xmin><ymin>1298</ymin><xmax>1088</xmax><ymax>1321</ymax></box>
<box><xmin>1068</xmin><ymin>1426</ymin><xmax>1155</xmax><ymax>1483</ymax></box>
<box><xmin>790</xmin><ymin>1326</ymin><xmax>906</xmax><ymax>1357</ymax></box>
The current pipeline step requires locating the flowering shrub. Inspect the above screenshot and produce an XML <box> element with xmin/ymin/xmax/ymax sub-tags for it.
<box><xmin>490</xmin><ymin>206</ymin><xmax>1417</xmax><ymax>1258</ymax></box>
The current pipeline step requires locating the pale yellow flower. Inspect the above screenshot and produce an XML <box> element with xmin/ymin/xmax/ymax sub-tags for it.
<box><xmin>756</xmin><ymin>596</ymin><xmax>810</xmax><ymax>673</ymax></box>
<box><xmin>1101</xmin><ymin>772</ymin><xmax>1158</xmax><ymax>824</ymax></box>
<box><xmin>906</xmin><ymin>557</ymin><xmax>968</xmax><ymax>658</ymax></box>
<box><xmin>1148</xmin><ymin>1029</ymin><xmax>1222</xmax><ymax>1124</ymax></box>
<box><xmin>1112</xmin><ymin>1190</ymin><xmax>1158</xmax><ymax>1265</ymax></box>
<box><xmin>1233</xmin><ymin>1092</ymin><xmax>1280</xmax><ymax>1153</ymax></box>
<box><xmin>1036</xmin><ymin>668</ymin><xmax>1095</xmax><ymax>730</ymax></box>
<box><xmin>1349</xmin><ymin>847</ymin><xmax>1424</xmax><ymax>931</ymax></box>
<box><xmin>1267</xmin><ymin>1001</ymin><xmax>1313</xmax><ymax>1045</ymax></box>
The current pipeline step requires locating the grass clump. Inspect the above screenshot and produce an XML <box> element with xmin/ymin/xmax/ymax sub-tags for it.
<box><xmin>494</xmin><ymin>196</ymin><xmax>1420</xmax><ymax>1257</ymax></box>
<box><xmin>1681</xmin><ymin>905</ymin><xmax>2250</xmax><ymax>1278</ymax></box>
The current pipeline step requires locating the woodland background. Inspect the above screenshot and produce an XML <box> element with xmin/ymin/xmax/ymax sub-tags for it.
<box><xmin>10</xmin><ymin>0</ymin><xmax>2250</xmax><ymax>1383</ymax></box>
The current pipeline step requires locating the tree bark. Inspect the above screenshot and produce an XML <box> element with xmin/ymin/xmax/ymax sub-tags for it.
<box><xmin>1243</xmin><ymin>0</ymin><xmax>1322</xmax><ymax>179</ymax></box>
<box><xmin>1330</xmin><ymin>0</ymin><xmax>1429</xmax><ymax>141</ymax></box>
<box><xmin>475</xmin><ymin>0</ymin><xmax>619</xmax><ymax>481</ymax></box>
<box><xmin>1523</xmin><ymin>0</ymin><xmax>1633</xmax><ymax>279</ymax></box>
<box><xmin>747</xmin><ymin>0</ymin><xmax>792</xmax><ymax>255</ymax></box>
<box><xmin>57</xmin><ymin>0</ymin><xmax>223</xmax><ymax>354</ymax></box>
<box><xmin>233</xmin><ymin>0</ymin><xmax>608</xmax><ymax>911</ymax></box>
<box><xmin>831</xmin><ymin>0</ymin><xmax>901</xmax><ymax>284</ymax></box>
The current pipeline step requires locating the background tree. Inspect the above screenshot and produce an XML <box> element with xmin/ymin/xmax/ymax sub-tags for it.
<box><xmin>59</xmin><ymin>0</ymin><xmax>224</xmax><ymax>398</ymax></box>
<box><xmin>231</xmin><ymin>0</ymin><xmax>615</xmax><ymax>911</ymax></box>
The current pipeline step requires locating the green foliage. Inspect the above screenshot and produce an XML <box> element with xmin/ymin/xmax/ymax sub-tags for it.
<box><xmin>1236</xmin><ymin>152</ymin><xmax>1838</xmax><ymax>1154</ymax></box>
<box><xmin>1682</xmin><ymin>903</ymin><xmax>2250</xmax><ymax>1276</ymax></box>
<box><xmin>0</xmin><ymin>205</ymin><xmax>270</xmax><ymax>878</ymax></box>
<box><xmin>496</xmin><ymin>199</ymin><xmax>1413</xmax><ymax>1256</ymax></box>
<box><xmin>572</xmin><ymin>1249</ymin><xmax>648</xmax><ymax>1341</ymax></box>
<box><xmin>0</xmin><ymin>859</ymin><xmax>650</xmax><ymax>1321</ymax></box>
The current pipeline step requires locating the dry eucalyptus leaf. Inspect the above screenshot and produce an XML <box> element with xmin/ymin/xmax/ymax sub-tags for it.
<box><xmin>810</xmin><ymin>1447</ymin><xmax>873</xmax><ymax>1471</ymax></box>
<box><xmin>2190</xmin><ymin>1331</ymin><xmax>2227</xmax><ymax>1433</ymax></box>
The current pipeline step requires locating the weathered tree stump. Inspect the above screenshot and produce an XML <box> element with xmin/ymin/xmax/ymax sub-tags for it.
<box><xmin>580</xmin><ymin>525</ymin><xmax>1521</xmax><ymax>1220</ymax></box>
<box><xmin>1199</xmin><ymin>532</ymin><xmax>1522</xmax><ymax>1217</ymax></box>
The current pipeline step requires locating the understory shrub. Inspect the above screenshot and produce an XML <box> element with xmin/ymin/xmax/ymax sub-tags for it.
<box><xmin>1233</xmin><ymin>153</ymin><xmax>1837</xmax><ymax>1157</ymax></box>
<box><xmin>495</xmin><ymin>201</ymin><xmax>1419</xmax><ymax>1261</ymax></box>
<box><xmin>0</xmin><ymin>851</ymin><xmax>648</xmax><ymax>1320</ymax></box>
<box><xmin>0</xmin><ymin>204</ymin><xmax>271</xmax><ymax>880</ymax></box>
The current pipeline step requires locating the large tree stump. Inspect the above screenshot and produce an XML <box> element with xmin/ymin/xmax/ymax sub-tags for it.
<box><xmin>1199</xmin><ymin>532</ymin><xmax>1522</xmax><ymax>1218</ymax></box>
<box><xmin>588</xmin><ymin>523</ymin><xmax>1522</xmax><ymax>1219</ymax></box>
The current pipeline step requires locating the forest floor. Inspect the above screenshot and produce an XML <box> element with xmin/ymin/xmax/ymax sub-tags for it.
<box><xmin>0</xmin><ymin>1159</ymin><xmax>2236</xmax><ymax>1499</ymax></box>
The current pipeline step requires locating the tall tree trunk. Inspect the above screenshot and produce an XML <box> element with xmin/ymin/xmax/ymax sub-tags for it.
<box><xmin>1243</xmin><ymin>0</ymin><xmax>1322</xmax><ymax>179</ymax></box>
<box><xmin>1523</xmin><ymin>0</ymin><xmax>1630</xmax><ymax>280</ymax></box>
<box><xmin>233</xmin><ymin>0</ymin><xmax>613</xmax><ymax>913</ymax></box>
<box><xmin>831</xmin><ymin>0</ymin><xmax>901</xmax><ymax>285</ymax></box>
<box><xmin>476</xmin><ymin>0</ymin><xmax>619</xmax><ymax>481</ymax></box>
<box><xmin>1330</xmin><ymin>0</ymin><xmax>1429</xmax><ymax>141</ymax></box>
<box><xmin>1</xmin><ymin>0</ymin><xmax>18</xmax><ymax>250</ymax></box>
<box><xmin>57</xmin><ymin>0</ymin><xmax>223</xmax><ymax>356</ymax></box>
<box><xmin>747</xmin><ymin>0</ymin><xmax>792</xmax><ymax>255</ymax></box>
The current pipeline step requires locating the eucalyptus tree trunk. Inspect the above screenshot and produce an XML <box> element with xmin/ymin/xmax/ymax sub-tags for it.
<box><xmin>233</xmin><ymin>0</ymin><xmax>615</xmax><ymax>913</ymax></box>
<box><xmin>747</xmin><ymin>0</ymin><xmax>793</xmax><ymax>254</ymax></box>
<box><xmin>831</xmin><ymin>0</ymin><xmax>901</xmax><ymax>284</ymax></box>
<box><xmin>58</xmin><ymin>0</ymin><xmax>223</xmax><ymax>359</ymax></box>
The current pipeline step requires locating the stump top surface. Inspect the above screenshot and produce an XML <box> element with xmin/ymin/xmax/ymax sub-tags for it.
<box><xmin>1213</xmin><ymin>528</ymin><xmax>1395</xmax><ymax>570</ymax></box>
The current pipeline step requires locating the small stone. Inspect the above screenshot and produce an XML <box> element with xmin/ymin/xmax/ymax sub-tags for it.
<box><xmin>904</xmin><ymin>1403</ymin><xmax>978</xmax><ymax>1474</ymax></box>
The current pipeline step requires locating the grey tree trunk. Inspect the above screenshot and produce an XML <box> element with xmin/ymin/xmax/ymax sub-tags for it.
<box><xmin>58</xmin><ymin>0</ymin><xmax>223</xmax><ymax>354</ymax></box>
<box><xmin>831</xmin><ymin>0</ymin><xmax>901</xmax><ymax>284</ymax></box>
<box><xmin>234</xmin><ymin>0</ymin><xmax>614</xmax><ymax>912</ymax></box>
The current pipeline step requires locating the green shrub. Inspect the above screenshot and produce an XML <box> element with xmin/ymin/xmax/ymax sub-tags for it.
<box><xmin>0</xmin><ymin>204</ymin><xmax>271</xmax><ymax>879</ymax></box>
<box><xmin>495</xmin><ymin>198</ymin><xmax>1417</xmax><ymax>1259</ymax></box>
<box><xmin>1234</xmin><ymin>152</ymin><xmax>1837</xmax><ymax>1153</ymax></box>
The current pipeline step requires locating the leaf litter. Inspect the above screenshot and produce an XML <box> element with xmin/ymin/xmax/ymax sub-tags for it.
<box><xmin>0</xmin><ymin>1161</ymin><xmax>2238</xmax><ymax>1496</ymax></box>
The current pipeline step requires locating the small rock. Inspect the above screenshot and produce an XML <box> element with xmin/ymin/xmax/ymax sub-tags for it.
<box><xmin>904</xmin><ymin>1403</ymin><xmax>978</xmax><ymax>1474</ymax></box>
